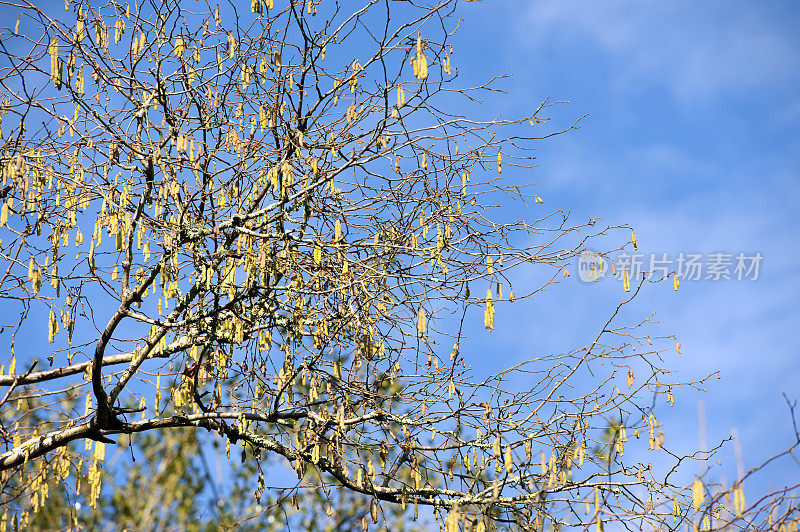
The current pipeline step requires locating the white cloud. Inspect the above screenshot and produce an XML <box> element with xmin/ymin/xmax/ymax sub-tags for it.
<box><xmin>521</xmin><ymin>0</ymin><xmax>800</xmax><ymax>102</ymax></box>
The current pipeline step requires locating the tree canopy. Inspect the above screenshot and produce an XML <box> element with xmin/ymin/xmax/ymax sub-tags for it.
<box><xmin>0</xmin><ymin>0</ymin><xmax>798</xmax><ymax>530</ymax></box>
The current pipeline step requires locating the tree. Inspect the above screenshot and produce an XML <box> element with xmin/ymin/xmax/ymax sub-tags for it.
<box><xmin>0</xmin><ymin>0</ymin><xmax>798</xmax><ymax>530</ymax></box>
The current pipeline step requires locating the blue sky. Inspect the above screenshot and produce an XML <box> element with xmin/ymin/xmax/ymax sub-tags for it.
<box><xmin>452</xmin><ymin>0</ymin><xmax>800</xmax><ymax>490</ymax></box>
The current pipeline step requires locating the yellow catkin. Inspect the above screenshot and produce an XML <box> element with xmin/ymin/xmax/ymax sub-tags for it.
<box><xmin>114</xmin><ymin>19</ymin><xmax>124</xmax><ymax>44</ymax></box>
<box><xmin>76</xmin><ymin>6</ymin><xmax>85</xmax><ymax>40</ymax></box>
<box><xmin>49</xmin><ymin>39</ymin><xmax>59</xmax><ymax>81</ymax></box>
<box><xmin>94</xmin><ymin>441</ymin><xmax>105</xmax><ymax>461</ymax></box>
<box><xmin>416</xmin><ymin>307</ymin><xmax>427</xmax><ymax>336</ymax></box>
<box><xmin>413</xmin><ymin>35</ymin><xmax>428</xmax><ymax>79</ymax></box>
<box><xmin>692</xmin><ymin>478</ymin><xmax>704</xmax><ymax>510</ymax></box>
<box><xmin>484</xmin><ymin>288</ymin><xmax>494</xmax><ymax>331</ymax></box>
<box><xmin>228</xmin><ymin>33</ymin><xmax>236</xmax><ymax>59</ymax></box>
<box><xmin>733</xmin><ymin>485</ymin><xmax>745</xmax><ymax>517</ymax></box>
<box><xmin>48</xmin><ymin>309</ymin><xmax>57</xmax><ymax>343</ymax></box>
<box><xmin>174</xmin><ymin>36</ymin><xmax>184</xmax><ymax>57</ymax></box>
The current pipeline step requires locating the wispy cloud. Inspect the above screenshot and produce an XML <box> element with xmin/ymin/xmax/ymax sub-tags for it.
<box><xmin>521</xmin><ymin>0</ymin><xmax>800</xmax><ymax>102</ymax></box>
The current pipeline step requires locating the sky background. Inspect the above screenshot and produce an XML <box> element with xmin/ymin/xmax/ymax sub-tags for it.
<box><xmin>1</xmin><ymin>0</ymin><xmax>797</xmax><ymax>520</ymax></box>
<box><xmin>452</xmin><ymin>0</ymin><xmax>800</xmax><ymax>493</ymax></box>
